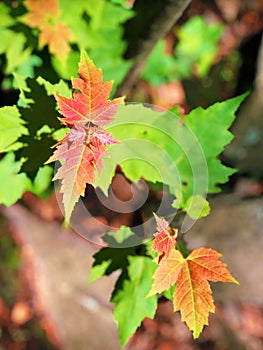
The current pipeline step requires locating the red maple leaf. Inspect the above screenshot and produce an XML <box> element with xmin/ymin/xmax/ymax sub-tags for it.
<box><xmin>46</xmin><ymin>51</ymin><xmax>123</xmax><ymax>221</ymax></box>
<box><xmin>55</xmin><ymin>52</ymin><xmax>123</xmax><ymax>127</ymax></box>
<box><xmin>152</xmin><ymin>213</ymin><xmax>177</xmax><ymax>257</ymax></box>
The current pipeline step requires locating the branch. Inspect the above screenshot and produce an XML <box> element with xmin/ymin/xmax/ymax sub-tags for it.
<box><xmin>255</xmin><ymin>33</ymin><xmax>263</xmax><ymax>91</ymax></box>
<box><xmin>115</xmin><ymin>0</ymin><xmax>192</xmax><ymax>97</ymax></box>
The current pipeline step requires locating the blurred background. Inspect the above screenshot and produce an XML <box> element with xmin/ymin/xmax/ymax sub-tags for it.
<box><xmin>0</xmin><ymin>0</ymin><xmax>263</xmax><ymax>349</ymax></box>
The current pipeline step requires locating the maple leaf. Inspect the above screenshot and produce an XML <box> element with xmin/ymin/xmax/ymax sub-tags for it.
<box><xmin>39</xmin><ymin>22</ymin><xmax>72</xmax><ymax>62</ymax></box>
<box><xmin>152</xmin><ymin>213</ymin><xmax>177</xmax><ymax>257</ymax></box>
<box><xmin>96</xmin><ymin>95</ymin><xmax>247</xmax><ymax>219</ymax></box>
<box><xmin>22</xmin><ymin>0</ymin><xmax>72</xmax><ymax>62</ymax></box>
<box><xmin>113</xmin><ymin>256</ymin><xmax>158</xmax><ymax>347</ymax></box>
<box><xmin>149</xmin><ymin>247</ymin><xmax>238</xmax><ymax>338</ymax></box>
<box><xmin>22</xmin><ymin>0</ymin><xmax>59</xmax><ymax>28</ymax></box>
<box><xmin>55</xmin><ymin>51</ymin><xmax>124</xmax><ymax>127</ymax></box>
<box><xmin>47</xmin><ymin>52</ymin><xmax>123</xmax><ymax>221</ymax></box>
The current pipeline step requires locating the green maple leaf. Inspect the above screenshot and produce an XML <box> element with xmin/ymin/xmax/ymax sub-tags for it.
<box><xmin>142</xmin><ymin>40</ymin><xmax>178</xmax><ymax>85</ymax></box>
<box><xmin>0</xmin><ymin>153</ymin><xmax>30</xmax><ymax>206</ymax></box>
<box><xmin>174</xmin><ymin>16</ymin><xmax>223</xmax><ymax>78</ymax></box>
<box><xmin>14</xmin><ymin>77</ymin><xmax>64</xmax><ymax>176</ymax></box>
<box><xmin>95</xmin><ymin>104</ymin><xmax>183</xmax><ymax>192</ymax></box>
<box><xmin>90</xmin><ymin>230</ymin><xmax>146</xmax><ymax>296</ymax></box>
<box><xmin>0</xmin><ymin>28</ymin><xmax>31</xmax><ymax>74</ymax></box>
<box><xmin>142</xmin><ymin>16</ymin><xmax>223</xmax><ymax>84</ymax></box>
<box><xmin>112</xmin><ymin>256</ymin><xmax>158</xmax><ymax>347</ymax></box>
<box><xmin>54</xmin><ymin>0</ymin><xmax>133</xmax><ymax>87</ymax></box>
<box><xmin>185</xmin><ymin>95</ymin><xmax>246</xmax><ymax>194</ymax></box>
<box><xmin>88</xmin><ymin>227</ymin><xmax>138</xmax><ymax>284</ymax></box>
<box><xmin>96</xmin><ymin>94</ymin><xmax>246</xmax><ymax>218</ymax></box>
<box><xmin>103</xmin><ymin>226</ymin><xmax>142</xmax><ymax>247</ymax></box>
<box><xmin>0</xmin><ymin>3</ymin><xmax>14</xmax><ymax>28</ymax></box>
<box><xmin>85</xmin><ymin>0</ymin><xmax>134</xmax><ymax>30</ymax></box>
<box><xmin>88</xmin><ymin>260</ymin><xmax>112</xmax><ymax>284</ymax></box>
<box><xmin>0</xmin><ymin>106</ymin><xmax>28</xmax><ymax>152</ymax></box>
<box><xmin>36</xmin><ymin>76</ymin><xmax>71</xmax><ymax>97</ymax></box>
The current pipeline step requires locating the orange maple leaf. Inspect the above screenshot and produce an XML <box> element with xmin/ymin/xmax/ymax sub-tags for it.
<box><xmin>46</xmin><ymin>51</ymin><xmax>124</xmax><ymax>222</ymax></box>
<box><xmin>39</xmin><ymin>22</ymin><xmax>72</xmax><ymax>62</ymax></box>
<box><xmin>22</xmin><ymin>0</ymin><xmax>72</xmax><ymax>62</ymax></box>
<box><xmin>149</xmin><ymin>247</ymin><xmax>238</xmax><ymax>338</ymax></box>
<box><xmin>23</xmin><ymin>0</ymin><xmax>59</xmax><ymax>28</ymax></box>
<box><xmin>152</xmin><ymin>213</ymin><xmax>177</xmax><ymax>257</ymax></box>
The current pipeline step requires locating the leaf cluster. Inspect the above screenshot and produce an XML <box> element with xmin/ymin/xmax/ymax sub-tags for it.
<box><xmin>0</xmin><ymin>3</ymin><xmax>245</xmax><ymax>348</ymax></box>
<box><xmin>0</xmin><ymin>0</ymin><xmax>133</xmax><ymax>88</ymax></box>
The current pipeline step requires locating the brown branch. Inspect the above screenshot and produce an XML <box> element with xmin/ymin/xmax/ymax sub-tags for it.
<box><xmin>115</xmin><ymin>0</ymin><xmax>192</xmax><ymax>97</ymax></box>
<box><xmin>255</xmin><ymin>33</ymin><xmax>263</xmax><ymax>91</ymax></box>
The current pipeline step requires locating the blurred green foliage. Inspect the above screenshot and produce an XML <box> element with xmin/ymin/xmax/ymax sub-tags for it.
<box><xmin>0</xmin><ymin>0</ymin><xmax>134</xmax><ymax>89</ymax></box>
<box><xmin>142</xmin><ymin>16</ymin><xmax>223</xmax><ymax>85</ymax></box>
<box><xmin>0</xmin><ymin>153</ymin><xmax>29</xmax><ymax>206</ymax></box>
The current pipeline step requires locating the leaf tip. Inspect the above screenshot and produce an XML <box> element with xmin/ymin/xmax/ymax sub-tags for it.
<box><xmin>79</xmin><ymin>49</ymin><xmax>94</xmax><ymax>69</ymax></box>
<box><xmin>230</xmin><ymin>276</ymin><xmax>240</xmax><ymax>285</ymax></box>
<box><xmin>146</xmin><ymin>289</ymin><xmax>155</xmax><ymax>298</ymax></box>
<box><xmin>193</xmin><ymin>328</ymin><xmax>202</xmax><ymax>339</ymax></box>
